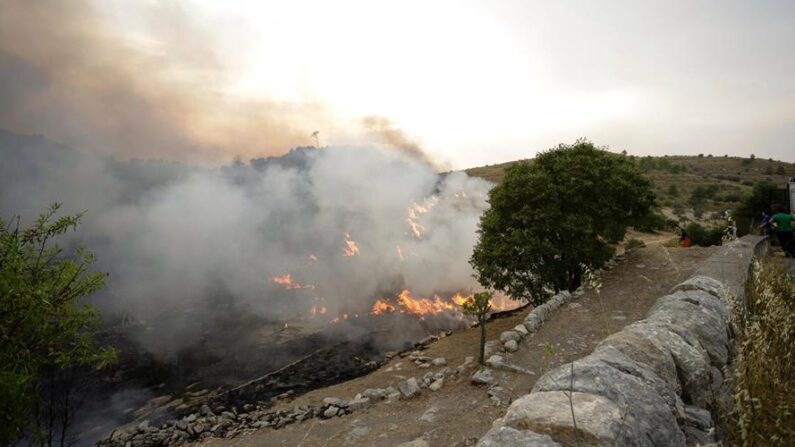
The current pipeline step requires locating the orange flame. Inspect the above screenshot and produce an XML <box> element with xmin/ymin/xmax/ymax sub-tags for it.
<box><xmin>370</xmin><ymin>289</ymin><xmax>468</xmax><ymax>318</ymax></box>
<box><xmin>272</xmin><ymin>273</ymin><xmax>316</xmax><ymax>290</ymax></box>
<box><xmin>371</xmin><ymin>300</ymin><xmax>396</xmax><ymax>315</ymax></box>
<box><xmin>341</xmin><ymin>233</ymin><xmax>360</xmax><ymax>256</ymax></box>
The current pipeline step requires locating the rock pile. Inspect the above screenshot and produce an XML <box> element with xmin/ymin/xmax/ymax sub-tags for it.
<box><xmin>98</xmin><ymin>354</ymin><xmax>474</xmax><ymax>446</ymax></box>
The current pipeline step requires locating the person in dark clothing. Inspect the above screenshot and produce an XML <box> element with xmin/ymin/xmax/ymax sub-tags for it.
<box><xmin>759</xmin><ymin>211</ymin><xmax>773</xmax><ymax>236</ymax></box>
<box><xmin>770</xmin><ymin>206</ymin><xmax>795</xmax><ymax>257</ymax></box>
<box><xmin>675</xmin><ymin>225</ymin><xmax>691</xmax><ymax>247</ymax></box>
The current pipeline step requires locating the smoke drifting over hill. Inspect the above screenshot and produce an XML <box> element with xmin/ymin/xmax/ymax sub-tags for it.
<box><xmin>0</xmin><ymin>130</ymin><xmax>491</xmax><ymax>357</ymax></box>
<box><xmin>0</xmin><ymin>0</ymin><xmax>330</xmax><ymax>164</ymax></box>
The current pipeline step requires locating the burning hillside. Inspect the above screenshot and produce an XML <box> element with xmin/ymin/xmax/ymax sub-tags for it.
<box><xmin>1</xmin><ymin>131</ymin><xmax>523</xmax><ymax>444</ymax></box>
<box><xmin>0</xmin><ymin>136</ymin><xmax>503</xmax><ymax>359</ymax></box>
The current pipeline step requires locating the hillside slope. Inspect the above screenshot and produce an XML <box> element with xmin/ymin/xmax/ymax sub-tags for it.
<box><xmin>466</xmin><ymin>154</ymin><xmax>795</xmax><ymax>214</ymax></box>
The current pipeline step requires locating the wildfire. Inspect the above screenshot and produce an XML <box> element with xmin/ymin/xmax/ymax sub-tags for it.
<box><xmin>406</xmin><ymin>197</ymin><xmax>439</xmax><ymax>238</ymax></box>
<box><xmin>371</xmin><ymin>300</ymin><xmax>396</xmax><ymax>315</ymax></box>
<box><xmin>368</xmin><ymin>290</ymin><xmax>520</xmax><ymax>319</ymax></box>
<box><xmin>370</xmin><ymin>289</ymin><xmax>469</xmax><ymax>318</ymax></box>
<box><xmin>272</xmin><ymin>273</ymin><xmax>316</xmax><ymax>290</ymax></box>
<box><xmin>341</xmin><ymin>233</ymin><xmax>360</xmax><ymax>256</ymax></box>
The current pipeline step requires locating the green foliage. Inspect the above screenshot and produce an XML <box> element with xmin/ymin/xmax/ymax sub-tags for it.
<box><xmin>0</xmin><ymin>204</ymin><xmax>115</xmax><ymax>444</ymax></box>
<box><xmin>461</xmin><ymin>291</ymin><xmax>493</xmax><ymax>365</ymax></box>
<box><xmin>470</xmin><ymin>140</ymin><xmax>655</xmax><ymax>303</ymax></box>
<box><xmin>725</xmin><ymin>258</ymin><xmax>795</xmax><ymax>445</ymax></box>
<box><xmin>684</xmin><ymin>222</ymin><xmax>726</xmax><ymax>246</ymax></box>
<box><xmin>634</xmin><ymin>211</ymin><xmax>668</xmax><ymax>232</ymax></box>
<box><xmin>667</xmin><ymin>184</ymin><xmax>679</xmax><ymax>198</ymax></box>
<box><xmin>688</xmin><ymin>184</ymin><xmax>718</xmax><ymax>207</ymax></box>
<box><xmin>776</xmin><ymin>165</ymin><xmax>786</xmax><ymax>176</ymax></box>
<box><xmin>733</xmin><ymin>181</ymin><xmax>780</xmax><ymax>235</ymax></box>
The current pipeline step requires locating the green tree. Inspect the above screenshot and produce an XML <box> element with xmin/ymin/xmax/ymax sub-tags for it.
<box><xmin>0</xmin><ymin>204</ymin><xmax>115</xmax><ymax>445</ymax></box>
<box><xmin>461</xmin><ymin>291</ymin><xmax>493</xmax><ymax>365</ymax></box>
<box><xmin>470</xmin><ymin>140</ymin><xmax>655</xmax><ymax>304</ymax></box>
<box><xmin>733</xmin><ymin>181</ymin><xmax>781</xmax><ymax>235</ymax></box>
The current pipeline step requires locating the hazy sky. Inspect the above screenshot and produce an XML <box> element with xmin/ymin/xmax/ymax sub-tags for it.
<box><xmin>1</xmin><ymin>0</ymin><xmax>793</xmax><ymax>168</ymax></box>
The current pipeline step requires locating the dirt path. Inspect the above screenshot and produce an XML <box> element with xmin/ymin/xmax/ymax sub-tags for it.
<box><xmin>197</xmin><ymin>233</ymin><xmax>715</xmax><ymax>447</ymax></box>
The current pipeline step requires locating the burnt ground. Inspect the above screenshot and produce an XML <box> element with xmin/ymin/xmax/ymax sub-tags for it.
<box><xmin>194</xmin><ymin>232</ymin><xmax>716</xmax><ymax>447</ymax></box>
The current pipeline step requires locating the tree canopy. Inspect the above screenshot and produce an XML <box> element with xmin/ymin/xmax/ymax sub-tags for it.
<box><xmin>0</xmin><ymin>204</ymin><xmax>115</xmax><ymax>445</ymax></box>
<box><xmin>470</xmin><ymin>140</ymin><xmax>655</xmax><ymax>304</ymax></box>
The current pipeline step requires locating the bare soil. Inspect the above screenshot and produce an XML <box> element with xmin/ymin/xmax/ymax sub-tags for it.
<box><xmin>196</xmin><ymin>232</ymin><xmax>715</xmax><ymax>447</ymax></box>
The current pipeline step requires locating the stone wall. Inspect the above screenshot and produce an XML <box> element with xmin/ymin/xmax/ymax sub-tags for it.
<box><xmin>477</xmin><ymin>235</ymin><xmax>766</xmax><ymax>447</ymax></box>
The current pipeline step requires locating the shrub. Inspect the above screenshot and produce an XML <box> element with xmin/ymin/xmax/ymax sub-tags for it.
<box><xmin>634</xmin><ymin>211</ymin><xmax>668</xmax><ymax>232</ymax></box>
<box><xmin>624</xmin><ymin>238</ymin><xmax>646</xmax><ymax>252</ymax></box>
<box><xmin>684</xmin><ymin>222</ymin><xmax>726</xmax><ymax>246</ymax></box>
<box><xmin>0</xmin><ymin>205</ymin><xmax>115</xmax><ymax>444</ymax></box>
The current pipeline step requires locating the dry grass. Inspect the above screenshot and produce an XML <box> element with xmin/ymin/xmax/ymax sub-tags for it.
<box><xmin>725</xmin><ymin>256</ymin><xmax>795</xmax><ymax>445</ymax></box>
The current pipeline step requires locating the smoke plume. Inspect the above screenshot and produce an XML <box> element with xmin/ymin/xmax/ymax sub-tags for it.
<box><xmin>0</xmin><ymin>129</ymin><xmax>492</xmax><ymax>357</ymax></box>
<box><xmin>0</xmin><ymin>0</ymin><xmax>329</xmax><ymax>164</ymax></box>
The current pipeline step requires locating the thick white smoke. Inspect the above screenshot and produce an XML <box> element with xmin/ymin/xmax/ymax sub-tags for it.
<box><xmin>0</xmin><ymin>131</ymin><xmax>492</xmax><ymax>356</ymax></box>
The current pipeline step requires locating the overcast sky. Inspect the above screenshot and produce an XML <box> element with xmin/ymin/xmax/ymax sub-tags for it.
<box><xmin>1</xmin><ymin>0</ymin><xmax>793</xmax><ymax>169</ymax></box>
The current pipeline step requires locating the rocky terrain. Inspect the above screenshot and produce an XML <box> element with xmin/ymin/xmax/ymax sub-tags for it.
<box><xmin>95</xmin><ymin>231</ymin><xmax>715</xmax><ymax>446</ymax></box>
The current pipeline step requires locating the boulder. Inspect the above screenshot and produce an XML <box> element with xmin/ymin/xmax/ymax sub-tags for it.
<box><xmin>502</xmin><ymin>391</ymin><xmax>630</xmax><ymax>445</ymax></box>
<box><xmin>431</xmin><ymin>357</ymin><xmax>447</xmax><ymax>366</ymax></box>
<box><xmin>477</xmin><ymin>426</ymin><xmax>561</xmax><ymax>446</ymax></box>
<box><xmin>348</xmin><ymin>397</ymin><xmax>371</xmax><ymax>411</ymax></box>
<box><xmin>471</xmin><ymin>368</ymin><xmax>496</xmax><ymax>385</ymax></box>
<box><xmin>623</xmin><ymin>321</ymin><xmax>713</xmax><ymax>407</ymax></box>
<box><xmin>362</xmin><ymin>388</ymin><xmax>386</xmax><ymax>401</ymax></box>
<box><xmin>501</xmin><ymin>331</ymin><xmax>521</xmax><ymax>343</ymax></box>
<box><xmin>322</xmin><ymin>406</ymin><xmax>339</xmax><ymax>418</ymax></box>
<box><xmin>588</xmin><ymin>346</ymin><xmax>684</xmax><ymax>418</ymax></box>
<box><xmin>487</xmin><ymin>385</ymin><xmax>513</xmax><ymax>405</ymax></box>
<box><xmin>514</xmin><ymin>324</ymin><xmax>529</xmax><ymax>336</ymax></box>
<box><xmin>670</xmin><ymin>275</ymin><xmax>727</xmax><ymax>300</ymax></box>
<box><xmin>647</xmin><ymin>293</ymin><xmax>730</xmax><ymax>367</ymax></box>
<box><xmin>504</xmin><ymin>340</ymin><xmax>519</xmax><ymax>352</ymax></box>
<box><xmin>487</xmin><ymin>355</ymin><xmax>534</xmax><ymax>375</ymax></box>
<box><xmin>531</xmin><ymin>356</ymin><xmax>686</xmax><ymax>446</ymax></box>
<box><xmin>398</xmin><ymin>377</ymin><xmax>422</xmax><ymax>398</ymax></box>
<box><xmin>523</xmin><ymin>313</ymin><xmax>543</xmax><ymax>333</ymax></box>
<box><xmin>596</xmin><ymin>327</ymin><xmax>680</xmax><ymax>394</ymax></box>
<box><xmin>683</xmin><ymin>405</ymin><xmax>713</xmax><ymax>431</ymax></box>
<box><xmin>322</xmin><ymin>397</ymin><xmax>347</xmax><ymax>407</ymax></box>
<box><xmin>429</xmin><ymin>379</ymin><xmax>444</xmax><ymax>391</ymax></box>
<box><xmin>652</xmin><ymin>290</ymin><xmax>732</xmax><ymax>329</ymax></box>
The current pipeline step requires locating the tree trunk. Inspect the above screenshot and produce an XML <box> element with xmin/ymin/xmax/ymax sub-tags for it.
<box><xmin>479</xmin><ymin>315</ymin><xmax>486</xmax><ymax>365</ymax></box>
